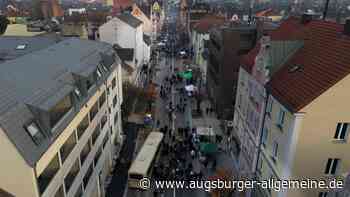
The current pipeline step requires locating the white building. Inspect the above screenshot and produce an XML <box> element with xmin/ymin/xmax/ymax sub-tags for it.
<box><xmin>191</xmin><ymin>15</ymin><xmax>225</xmax><ymax>85</ymax></box>
<box><xmin>0</xmin><ymin>38</ymin><xmax>123</xmax><ymax>197</ymax></box>
<box><xmin>99</xmin><ymin>13</ymin><xmax>147</xmax><ymax>85</ymax></box>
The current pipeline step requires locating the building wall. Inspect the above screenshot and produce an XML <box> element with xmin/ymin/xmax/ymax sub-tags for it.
<box><xmin>287</xmin><ymin>74</ymin><xmax>350</xmax><ymax>197</ymax></box>
<box><xmin>192</xmin><ymin>30</ymin><xmax>209</xmax><ymax>84</ymax></box>
<box><xmin>0</xmin><ymin>128</ymin><xmax>39</xmax><ymax>197</ymax></box>
<box><xmin>99</xmin><ymin>18</ymin><xmax>136</xmax><ymax>50</ymax></box>
<box><xmin>132</xmin><ymin>5</ymin><xmax>153</xmax><ymax>36</ymax></box>
<box><xmin>33</xmin><ymin>63</ymin><xmax>122</xmax><ymax>197</ymax></box>
<box><xmin>257</xmin><ymin>95</ymin><xmax>297</xmax><ymax>197</ymax></box>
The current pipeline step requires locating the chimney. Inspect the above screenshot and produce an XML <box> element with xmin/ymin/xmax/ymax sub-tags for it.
<box><xmin>301</xmin><ymin>13</ymin><xmax>312</xmax><ymax>24</ymax></box>
<box><xmin>345</xmin><ymin>19</ymin><xmax>350</xmax><ymax>36</ymax></box>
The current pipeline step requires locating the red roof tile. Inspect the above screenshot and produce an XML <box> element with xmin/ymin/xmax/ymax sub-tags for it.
<box><xmin>266</xmin><ymin>18</ymin><xmax>350</xmax><ymax>112</ymax></box>
<box><xmin>193</xmin><ymin>15</ymin><xmax>226</xmax><ymax>33</ymax></box>
<box><xmin>240</xmin><ymin>17</ymin><xmax>305</xmax><ymax>73</ymax></box>
<box><xmin>240</xmin><ymin>42</ymin><xmax>261</xmax><ymax>73</ymax></box>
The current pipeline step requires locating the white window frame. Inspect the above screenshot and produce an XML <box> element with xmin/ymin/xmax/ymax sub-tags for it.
<box><xmin>266</xmin><ymin>97</ymin><xmax>273</xmax><ymax>114</ymax></box>
<box><xmin>334</xmin><ymin>123</ymin><xmax>348</xmax><ymax>140</ymax></box>
<box><xmin>276</xmin><ymin>108</ymin><xmax>285</xmax><ymax>129</ymax></box>
<box><xmin>325</xmin><ymin>158</ymin><xmax>340</xmax><ymax>175</ymax></box>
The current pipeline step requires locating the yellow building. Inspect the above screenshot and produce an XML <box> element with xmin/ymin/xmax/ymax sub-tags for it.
<box><xmin>0</xmin><ymin>38</ymin><xmax>124</xmax><ymax>197</ymax></box>
<box><xmin>252</xmin><ymin>17</ymin><xmax>350</xmax><ymax>197</ymax></box>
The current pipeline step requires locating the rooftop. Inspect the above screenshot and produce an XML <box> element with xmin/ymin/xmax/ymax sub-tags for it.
<box><xmin>116</xmin><ymin>13</ymin><xmax>143</xmax><ymax>28</ymax></box>
<box><xmin>0</xmin><ymin>38</ymin><xmax>119</xmax><ymax>166</ymax></box>
<box><xmin>266</xmin><ymin>17</ymin><xmax>350</xmax><ymax>112</ymax></box>
<box><xmin>0</xmin><ymin>34</ymin><xmax>63</xmax><ymax>63</ymax></box>
<box><xmin>4</xmin><ymin>24</ymin><xmax>46</xmax><ymax>37</ymax></box>
<box><xmin>193</xmin><ymin>15</ymin><xmax>226</xmax><ymax>34</ymax></box>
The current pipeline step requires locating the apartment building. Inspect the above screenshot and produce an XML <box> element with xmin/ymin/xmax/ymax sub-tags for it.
<box><xmin>191</xmin><ymin>15</ymin><xmax>225</xmax><ymax>85</ymax></box>
<box><xmin>0</xmin><ymin>38</ymin><xmax>123</xmax><ymax>197</ymax></box>
<box><xmin>246</xmin><ymin>17</ymin><xmax>350</xmax><ymax>197</ymax></box>
<box><xmin>206</xmin><ymin>22</ymin><xmax>257</xmax><ymax>119</ymax></box>
<box><xmin>233</xmin><ymin>21</ymin><xmax>305</xmax><ymax>196</ymax></box>
<box><xmin>99</xmin><ymin>13</ymin><xmax>148</xmax><ymax>85</ymax></box>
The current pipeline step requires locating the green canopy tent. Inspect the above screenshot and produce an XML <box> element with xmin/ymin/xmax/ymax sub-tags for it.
<box><xmin>200</xmin><ymin>142</ymin><xmax>218</xmax><ymax>155</ymax></box>
<box><xmin>179</xmin><ymin>70</ymin><xmax>193</xmax><ymax>79</ymax></box>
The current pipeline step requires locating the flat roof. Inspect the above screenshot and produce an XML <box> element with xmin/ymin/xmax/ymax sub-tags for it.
<box><xmin>4</xmin><ymin>24</ymin><xmax>46</xmax><ymax>37</ymax></box>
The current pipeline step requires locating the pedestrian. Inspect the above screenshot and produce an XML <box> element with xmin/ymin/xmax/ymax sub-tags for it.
<box><xmin>157</xmin><ymin>120</ymin><xmax>160</xmax><ymax>128</ymax></box>
<box><xmin>206</xmin><ymin>107</ymin><xmax>209</xmax><ymax>115</ymax></box>
<box><xmin>190</xmin><ymin>149</ymin><xmax>195</xmax><ymax>159</ymax></box>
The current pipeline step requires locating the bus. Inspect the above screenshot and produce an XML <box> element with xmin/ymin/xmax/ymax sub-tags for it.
<box><xmin>128</xmin><ymin>131</ymin><xmax>164</xmax><ymax>189</ymax></box>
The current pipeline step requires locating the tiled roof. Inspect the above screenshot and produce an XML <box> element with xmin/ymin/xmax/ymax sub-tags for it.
<box><xmin>113</xmin><ymin>0</ymin><xmax>133</xmax><ymax>9</ymax></box>
<box><xmin>116</xmin><ymin>13</ymin><xmax>143</xmax><ymax>28</ymax></box>
<box><xmin>0</xmin><ymin>38</ymin><xmax>119</xmax><ymax>167</ymax></box>
<box><xmin>193</xmin><ymin>15</ymin><xmax>226</xmax><ymax>34</ymax></box>
<box><xmin>240</xmin><ymin>42</ymin><xmax>261</xmax><ymax>73</ymax></box>
<box><xmin>266</xmin><ymin>18</ymin><xmax>350</xmax><ymax>112</ymax></box>
<box><xmin>240</xmin><ymin>17</ymin><xmax>305</xmax><ymax>73</ymax></box>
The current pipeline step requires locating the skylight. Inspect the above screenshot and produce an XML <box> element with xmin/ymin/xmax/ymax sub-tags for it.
<box><xmin>96</xmin><ymin>68</ymin><xmax>102</xmax><ymax>78</ymax></box>
<box><xmin>25</xmin><ymin>122</ymin><xmax>45</xmax><ymax>145</ymax></box>
<box><xmin>74</xmin><ymin>88</ymin><xmax>81</xmax><ymax>98</ymax></box>
<box><xmin>16</xmin><ymin>44</ymin><xmax>27</xmax><ymax>50</ymax></box>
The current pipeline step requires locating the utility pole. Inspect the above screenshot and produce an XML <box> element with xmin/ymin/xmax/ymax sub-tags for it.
<box><xmin>322</xmin><ymin>0</ymin><xmax>330</xmax><ymax>20</ymax></box>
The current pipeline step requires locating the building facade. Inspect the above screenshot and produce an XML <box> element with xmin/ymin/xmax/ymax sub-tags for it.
<box><xmin>99</xmin><ymin>13</ymin><xmax>146</xmax><ymax>85</ymax></box>
<box><xmin>0</xmin><ymin>38</ymin><xmax>123</xmax><ymax>197</ymax></box>
<box><xmin>206</xmin><ymin>23</ymin><xmax>257</xmax><ymax>120</ymax></box>
<box><xmin>232</xmin><ymin>16</ymin><xmax>350</xmax><ymax>197</ymax></box>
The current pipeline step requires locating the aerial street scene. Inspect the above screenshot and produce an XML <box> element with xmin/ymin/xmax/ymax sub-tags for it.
<box><xmin>1</xmin><ymin>0</ymin><xmax>350</xmax><ymax>197</ymax></box>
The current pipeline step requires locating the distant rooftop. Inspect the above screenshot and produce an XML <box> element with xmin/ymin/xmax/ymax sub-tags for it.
<box><xmin>4</xmin><ymin>24</ymin><xmax>46</xmax><ymax>37</ymax></box>
<box><xmin>0</xmin><ymin>34</ymin><xmax>63</xmax><ymax>63</ymax></box>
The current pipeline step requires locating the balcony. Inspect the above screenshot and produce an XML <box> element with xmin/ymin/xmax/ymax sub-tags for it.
<box><xmin>91</xmin><ymin>126</ymin><xmax>100</xmax><ymax>146</ymax></box>
<box><xmin>37</xmin><ymin>154</ymin><xmax>60</xmax><ymax>194</ymax></box>
<box><xmin>54</xmin><ymin>185</ymin><xmax>64</xmax><ymax>197</ymax></box>
<box><xmin>94</xmin><ymin>146</ymin><xmax>102</xmax><ymax>166</ymax></box>
<box><xmin>77</xmin><ymin>115</ymin><xmax>89</xmax><ymax>139</ymax></box>
<box><xmin>100</xmin><ymin>115</ymin><xmax>107</xmax><ymax>130</ymax></box>
<box><xmin>83</xmin><ymin>163</ymin><xmax>94</xmax><ymax>188</ymax></box>
<box><xmin>89</xmin><ymin>102</ymin><xmax>99</xmax><ymax>122</ymax></box>
<box><xmin>64</xmin><ymin>159</ymin><xmax>80</xmax><ymax>192</ymax></box>
<box><xmin>80</xmin><ymin>141</ymin><xmax>91</xmax><ymax>166</ymax></box>
<box><xmin>60</xmin><ymin>132</ymin><xmax>77</xmax><ymax>163</ymax></box>
<box><xmin>99</xmin><ymin>92</ymin><xmax>106</xmax><ymax>108</ymax></box>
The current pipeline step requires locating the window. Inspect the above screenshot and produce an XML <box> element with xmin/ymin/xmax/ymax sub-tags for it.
<box><xmin>37</xmin><ymin>154</ymin><xmax>60</xmax><ymax>194</ymax></box>
<box><xmin>113</xmin><ymin>95</ymin><xmax>117</xmax><ymax>108</ymax></box>
<box><xmin>112</xmin><ymin>77</ymin><xmax>116</xmax><ymax>89</ymax></box>
<box><xmin>49</xmin><ymin>95</ymin><xmax>73</xmax><ymax>127</ymax></box>
<box><xmin>325</xmin><ymin>158</ymin><xmax>340</xmax><ymax>175</ymax></box>
<box><xmin>96</xmin><ymin>68</ymin><xmax>102</xmax><ymax>78</ymax></box>
<box><xmin>101</xmin><ymin>115</ymin><xmax>107</xmax><ymax>130</ymax></box>
<box><xmin>102</xmin><ymin>133</ymin><xmax>109</xmax><ymax>149</ymax></box>
<box><xmin>266</xmin><ymin>98</ymin><xmax>273</xmax><ymax>115</ymax></box>
<box><xmin>319</xmin><ymin>192</ymin><xmax>328</xmax><ymax>197</ymax></box>
<box><xmin>261</xmin><ymin>127</ymin><xmax>268</xmax><ymax>147</ymax></box>
<box><xmin>80</xmin><ymin>141</ymin><xmax>91</xmax><ymax>165</ymax></box>
<box><xmin>99</xmin><ymin>91</ymin><xmax>106</xmax><ymax>108</ymax></box>
<box><xmin>276</xmin><ymin>109</ymin><xmax>285</xmax><ymax>129</ymax></box>
<box><xmin>64</xmin><ymin>159</ymin><xmax>80</xmax><ymax>192</ymax></box>
<box><xmin>94</xmin><ymin>146</ymin><xmax>102</xmax><ymax>166</ymax></box>
<box><xmin>91</xmin><ymin>126</ymin><xmax>100</xmax><ymax>145</ymax></box>
<box><xmin>114</xmin><ymin>111</ymin><xmax>118</xmax><ymax>126</ymax></box>
<box><xmin>89</xmin><ymin>101</ymin><xmax>99</xmax><ymax>122</ymax></box>
<box><xmin>334</xmin><ymin>123</ymin><xmax>348</xmax><ymax>140</ymax></box>
<box><xmin>16</xmin><ymin>44</ymin><xmax>27</xmax><ymax>50</ymax></box>
<box><xmin>25</xmin><ymin>121</ymin><xmax>45</xmax><ymax>145</ymax></box>
<box><xmin>86</xmin><ymin>74</ymin><xmax>95</xmax><ymax>91</ymax></box>
<box><xmin>272</xmin><ymin>141</ymin><xmax>278</xmax><ymax>160</ymax></box>
<box><xmin>54</xmin><ymin>185</ymin><xmax>64</xmax><ymax>197</ymax></box>
<box><xmin>74</xmin><ymin>185</ymin><xmax>83</xmax><ymax>197</ymax></box>
<box><xmin>77</xmin><ymin>115</ymin><xmax>89</xmax><ymax>139</ymax></box>
<box><xmin>60</xmin><ymin>132</ymin><xmax>77</xmax><ymax>163</ymax></box>
<box><xmin>83</xmin><ymin>163</ymin><xmax>93</xmax><ymax>188</ymax></box>
<box><xmin>74</xmin><ymin>88</ymin><xmax>82</xmax><ymax>99</ymax></box>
